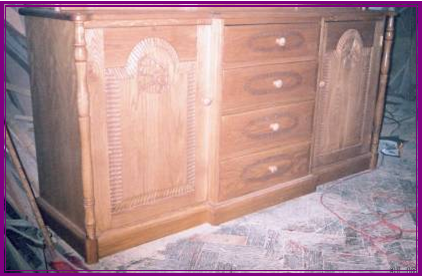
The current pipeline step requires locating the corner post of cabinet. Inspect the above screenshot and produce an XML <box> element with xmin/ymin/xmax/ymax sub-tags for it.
<box><xmin>206</xmin><ymin>18</ymin><xmax>224</xmax><ymax>223</ymax></box>
<box><xmin>74</xmin><ymin>16</ymin><xmax>99</xmax><ymax>263</ymax></box>
<box><xmin>370</xmin><ymin>14</ymin><xmax>395</xmax><ymax>169</ymax></box>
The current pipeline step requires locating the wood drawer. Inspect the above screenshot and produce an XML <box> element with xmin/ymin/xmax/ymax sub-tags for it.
<box><xmin>220</xmin><ymin>143</ymin><xmax>311</xmax><ymax>200</ymax></box>
<box><xmin>222</xmin><ymin>61</ymin><xmax>317</xmax><ymax>112</ymax></box>
<box><xmin>221</xmin><ymin>101</ymin><xmax>314</xmax><ymax>159</ymax></box>
<box><xmin>223</xmin><ymin>23</ymin><xmax>319</xmax><ymax>64</ymax></box>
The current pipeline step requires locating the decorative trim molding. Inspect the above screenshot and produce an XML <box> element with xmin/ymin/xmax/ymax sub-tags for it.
<box><xmin>74</xmin><ymin>19</ymin><xmax>98</xmax><ymax>263</ymax></box>
<box><xmin>104</xmin><ymin>71</ymin><xmax>124</xmax><ymax>208</ymax></box>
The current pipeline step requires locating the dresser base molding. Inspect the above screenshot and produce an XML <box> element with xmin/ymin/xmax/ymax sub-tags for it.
<box><xmin>97</xmin><ymin>176</ymin><xmax>315</xmax><ymax>259</ymax></box>
<box><xmin>38</xmin><ymin>175</ymin><xmax>315</xmax><ymax>261</ymax></box>
<box><xmin>313</xmin><ymin>153</ymin><xmax>372</xmax><ymax>186</ymax></box>
<box><xmin>39</xmin><ymin>167</ymin><xmax>366</xmax><ymax>263</ymax></box>
<box><xmin>97</xmin><ymin>204</ymin><xmax>209</xmax><ymax>258</ymax></box>
<box><xmin>208</xmin><ymin>175</ymin><xmax>317</xmax><ymax>225</ymax></box>
<box><xmin>38</xmin><ymin>165</ymin><xmax>369</xmax><ymax>263</ymax></box>
<box><xmin>37</xmin><ymin>198</ymin><xmax>98</xmax><ymax>263</ymax></box>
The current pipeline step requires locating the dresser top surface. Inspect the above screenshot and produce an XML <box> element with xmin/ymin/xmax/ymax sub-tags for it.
<box><xmin>19</xmin><ymin>6</ymin><xmax>390</xmax><ymax>22</ymax></box>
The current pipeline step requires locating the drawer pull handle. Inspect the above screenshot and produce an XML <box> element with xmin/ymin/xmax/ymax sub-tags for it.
<box><xmin>273</xmin><ymin>79</ymin><xmax>284</xmax><ymax>89</ymax></box>
<box><xmin>202</xmin><ymin>98</ymin><xmax>213</xmax><ymax>106</ymax></box>
<box><xmin>268</xmin><ymin>165</ymin><xmax>278</xmax><ymax>174</ymax></box>
<box><xmin>269</xmin><ymin>123</ymin><xmax>280</xmax><ymax>132</ymax></box>
<box><xmin>319</xmin><ymin>81</ymin><xmax>326</xmax><ymax>88</ymax></box>
<box><xmin>276</xmin><ymin>37</ymin><xmax>287</xmax><ymax>47</ymax></box>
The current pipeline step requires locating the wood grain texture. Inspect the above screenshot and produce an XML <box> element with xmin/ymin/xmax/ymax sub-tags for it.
<box><xmin>222</xmin><ymin>62</ymin><xmax>317</xmax><ymax>113</ymax></box>
<box><xmin>324</xmin><ymin>21</ymin><xmax>376</xmax><ymax>50</ymax></box>
<box><xmin>103</xmin><ymin>26</ymin><xmax>197</xmax><ymax>68</ymax></box>
<box><xmin>209</xmin><ymin>175</ymin><xmax>316</xmax><ymax>225</ymax></box>
<box><xmin>308</xmin><ymin>18</ymin><xmax>325</xmax><ymax>173</ymax></box>
<box><xmin>99</xmin><ymin>175</ymin><xmax>316</xmax><ymax>258</ymax></box>
<box><xmin>103</xmin><ymin>38</ymin><xmax>197</xmax><ymax>215</ymax></box>
<box><xmin>98</xmin><ymin>204</ymin><xmax>209</xmax><ymax>258</ymax></box>
<box><xmin>313</xmin><ymin>21</ymin><xmax>379</xmax><ymax>168</ymax></box>
<box><xmin>196</xmin><ymin>23</ymin><xmax>218</xmax><ymax>203</ymax></box>
<box><xmin>314</xmin><ymin>153</ymin><xmax>372</xmax><ymax>186</ymax></box>
<box><xmin>110</xmin><ymin>193</ymin><xmax>198</xmax><ymax>228</ymax></box>
<box><xmin>206</xmin><ymin>19</ymin><xmax>225</xmax><ymax>204</ymax></box>
<box><xmin>25</xmin><ymin>17</ymin><xmax>85</xmax><ymax>229</ymax></box>
<box><xmin>85</xmin><ymin>19</ymin><xmax>212</xmax><ymax>29</ymax></box>
<box><xmin>223</xmin><ymin>23</ymin><xmax>319</xmax><ymax>64</ymax></box>
<box><xmin>220</xmin><ymin>143</ymin><xmax>311</xmax><ymax>200</ymax></box>
<box><xmin>19</xmin><ymin>7</ymin><xmax>388</xmax><ymax>24</ymax></box>
<box><xmin>221</xmin><ymin>102</ymin><xmax>314</xmax><ymax>159</ymax></box>
<box><xmin>86</xmin><ymin>24</ymin><xmax>210</xmax><ymax>234</ymax></box>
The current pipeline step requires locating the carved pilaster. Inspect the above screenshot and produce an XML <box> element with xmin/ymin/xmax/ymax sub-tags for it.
<box><xmin>74</xmin><ymin>19</ymin><xmax>98</xmax><ymax>263</ymax></box>
<box><xmin>370</xmin><ymin>15</ymin><xmax>395</xmax><ymax>169</ymax></box>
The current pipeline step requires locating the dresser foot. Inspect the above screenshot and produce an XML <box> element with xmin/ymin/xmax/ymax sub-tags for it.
<box><xmin>84</xmin><ymin>238</ymin><xmax>99</xmax><ymax>264</ymax></box>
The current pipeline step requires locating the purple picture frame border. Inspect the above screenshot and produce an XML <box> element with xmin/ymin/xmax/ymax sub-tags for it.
<box><xmin>1</xmin><ymin>1</ymin><xmax>421</xmax><ymax>275</ymax></box>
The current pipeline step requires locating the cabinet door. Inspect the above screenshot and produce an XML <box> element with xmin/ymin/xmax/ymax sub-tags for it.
<box><xmin>86</xmin><ymin>26</ymin><xmax>208</xmax><ymax>229</ymax></box>
<box><xmin>313</xmin><ymin>21</ymin><xmax>384</xmax><ymax>168</ymax></box>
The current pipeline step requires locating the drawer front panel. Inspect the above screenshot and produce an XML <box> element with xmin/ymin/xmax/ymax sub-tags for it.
<box><xmin>220</xmin><ymin>143</ymin><xmax>311</xmax><ymax>200</ymax></box>
<box><xmin>221</xmin><ymin>101</ymin><xmax>314</xmax><ymax>159</ymax></box>
<box><xmin>223</xmin><ymin>23</ymin><xmax>319</xmax><ymax>63</ymax></box>
<box><xmin>223</xmin><ymin>62</ymin><xmax>317</xmax><ymax>112</ymax></box>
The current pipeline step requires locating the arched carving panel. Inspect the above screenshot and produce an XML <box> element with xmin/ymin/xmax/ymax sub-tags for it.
<box><xmin>315</xmin><ymin>29</ymin><xmax>372</xmax><ymax>158</ymax></box>
<box><xmin>104</xmin><ymin>38</ymin><xmax>196</xmax><ymax>214</ymax></box>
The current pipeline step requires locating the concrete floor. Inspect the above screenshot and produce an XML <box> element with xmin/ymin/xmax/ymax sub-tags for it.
<box><xmin>85</xmin><ymin>96</ymin><xmax>416</xmax><ymax>272</ymax></box>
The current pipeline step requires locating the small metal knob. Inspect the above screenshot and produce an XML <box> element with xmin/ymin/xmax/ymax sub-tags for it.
<box><xmin>273</xmin><ymin>79</ymin><xmax>284</xmax><ymax>89</ymax></box>
<box><xmin>202</xmin><ymin>98</ymin><xmax>213</xmax><ymax>106</ymax></box>
<box><xmin>269</xmin><ymin>123</ymin><xmax>280</xmax><ymax>132</ymax></box>
<box><xmin>319</xmin><ymin>81</ymin><xmax>326</xmax><ymax>88</ymax></box>
<box><xmin>268</xmin><ymin>165</ymin><xmax>278</xmax><ymax>174</ymax></box>
<box><xmin>276</xmin><ymin>37</ymin><xmax>287</xmax><ymax>47</ymax></box>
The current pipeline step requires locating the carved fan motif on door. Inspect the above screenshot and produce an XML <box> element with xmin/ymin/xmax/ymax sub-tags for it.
<box><xmin>315</xmin><ymin>29</ymin><xmax>372</xmax><ymax>157</ymax></box>
<box><xmin>104</xmin><ymin>38</ymin><xmax>197</xmax><ymax>214</ymax></box>
<box><xmin>132</xmin><ymin>38</ymin><xmax>179</xmax><ymax>94</ymax></box>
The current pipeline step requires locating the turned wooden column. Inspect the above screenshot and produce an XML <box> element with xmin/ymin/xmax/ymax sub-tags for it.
<box><xmin>74</xmin><ymin>17</ymin><xmax>98</xmax><ymax>263</ymax></box>
<box><xmin>370</xmin><ymin>14</ymin><xmax>395</xmax><ymax>169</ymax></box>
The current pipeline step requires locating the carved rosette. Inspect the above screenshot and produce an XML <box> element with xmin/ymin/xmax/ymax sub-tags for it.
<box><xmin>127</xmin><ymin>38</ymin><xmax>179</xmax><ymax>94</ymax></box>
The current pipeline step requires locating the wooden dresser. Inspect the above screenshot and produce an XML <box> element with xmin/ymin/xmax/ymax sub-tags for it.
<box><xmin>20</xmin><ymin>7</ymin><xmax>394</xmax><ymax>263</ymax></box>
